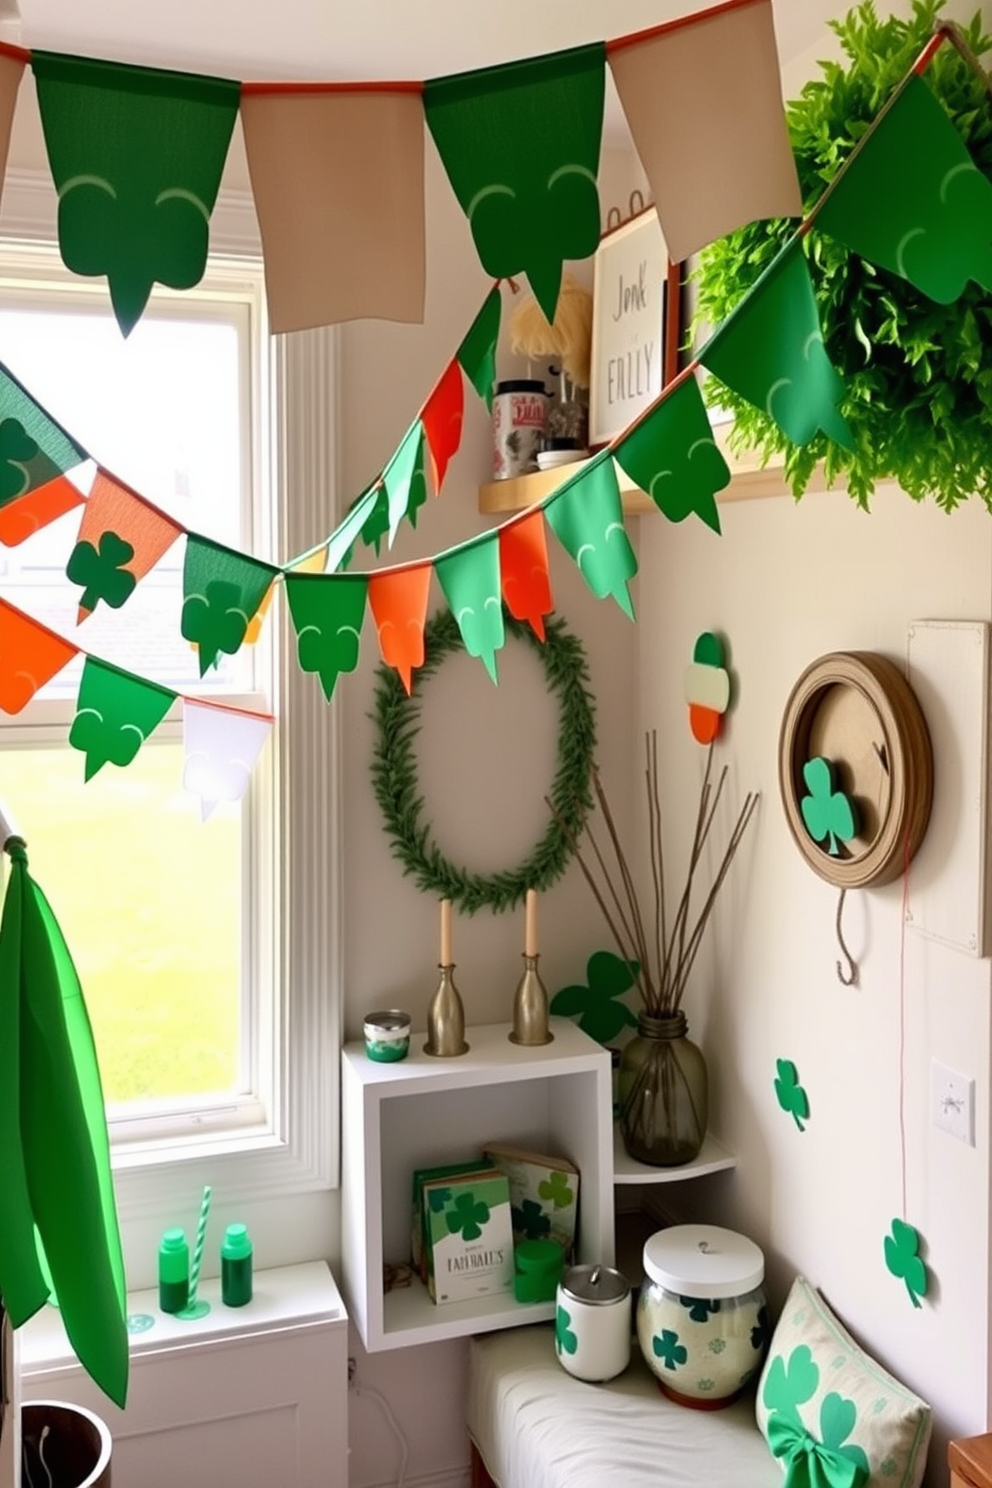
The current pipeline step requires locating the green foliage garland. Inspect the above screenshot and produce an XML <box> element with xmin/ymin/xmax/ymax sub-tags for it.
<box><xmin>693</xmin><ymin>0</ymin><xmax>992</xmax><ymax>511</ymax></box>
<box><xmin>371</xmin><ymin>608</ymin><xmax>596</xmax><ymax>915</ymax></box>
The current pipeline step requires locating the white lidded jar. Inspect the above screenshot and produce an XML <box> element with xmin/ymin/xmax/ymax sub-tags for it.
<box><xmin>555</xmin><ymin>1263</ymin><xmax>631</xmax><ymax>1383</ymax></box>
<box><xmin>637</xmin><ymin>1224</ymin><xmax>768</xmax><ymax>1408</ymax></box>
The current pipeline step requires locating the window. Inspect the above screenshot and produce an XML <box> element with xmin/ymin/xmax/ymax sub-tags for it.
<box><xmin>0</xmin><ymin>182</ymin><xmax>339</xmax><ymax>1246</ymax></box>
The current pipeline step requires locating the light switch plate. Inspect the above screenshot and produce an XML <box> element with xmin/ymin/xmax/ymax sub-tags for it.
<box><xmin>931</xmin><ymin>1060</ymin><xmax>975</xmax><ymax>1144</ymax></box>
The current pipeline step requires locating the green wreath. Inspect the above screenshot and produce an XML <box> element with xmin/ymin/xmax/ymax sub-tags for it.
<box><xmin>371</xmin><ymin>608</ymin><xmax>596</xmax><ymax>915</ymax></box>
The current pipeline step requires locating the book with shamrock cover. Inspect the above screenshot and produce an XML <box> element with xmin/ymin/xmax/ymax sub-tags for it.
<box><xmin>410</xmin><ymin>1158</ymin><xmax>495</xmax><ymax>1281</ymax></box>
<box><xmin>422</xmin><ymin>1170</ymin><xmax>514</xmax><ymax>1305</ymax></box>
<box><xmin>483</xmin><ymin>1142</ymin><xmax>579</xmax><ymax>1259</ymax></box>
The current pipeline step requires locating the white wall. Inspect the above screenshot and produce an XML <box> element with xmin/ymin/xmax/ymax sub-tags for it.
<box><xmin>634</xmin><ymin>485</ymin><xmax>992</xmax><ymax>1487</ymax></box>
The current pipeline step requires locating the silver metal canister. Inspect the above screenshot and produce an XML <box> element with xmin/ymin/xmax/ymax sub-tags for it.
<box><xmin>555</xmin><ymin>1263</ymin><xmax>631</xmax><ymax>1382</ymax></box>
<box><xmin>492</xmin><ymin>379</ymin><xmax>548</xmax><ymax>479</ymax></box>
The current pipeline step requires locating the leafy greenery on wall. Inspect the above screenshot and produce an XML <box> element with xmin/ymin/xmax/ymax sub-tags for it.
<box><xmin>693</xmin><ymin>1</ymin><xmax>992</xmax><ymax>511</ymax></box>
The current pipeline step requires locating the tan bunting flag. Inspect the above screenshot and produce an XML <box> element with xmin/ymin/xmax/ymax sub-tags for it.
<box><xmin>0</xmin><ymin>53</ymin><xmax>24</xmax><ymax>209</ymax></box>
<box><xmin>608</xmin><ymin>0</ymin><xmax>801</xmax><ymax>264</ymax></box>
<box><xmin>241</xmin><ymin>85</ymin><xmax>426</xmax><ymax>333</ymax></box>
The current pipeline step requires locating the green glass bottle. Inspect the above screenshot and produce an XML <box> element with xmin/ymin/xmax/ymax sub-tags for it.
<box><xmin>221</xmin><ymin>1222</ymin><xmax>253</xmax><ymax>1307</ymax></box>
<box><xmin>158</xmin><ymin>1227</ymin><xmax>189</xmax><ymax>1314</ymax></box>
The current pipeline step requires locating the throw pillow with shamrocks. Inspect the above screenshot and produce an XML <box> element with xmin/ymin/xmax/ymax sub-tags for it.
<box><xmin>764</xmin><ymin>1344</ymin><xmax>869</xmax><ymax>1487</ymax></box>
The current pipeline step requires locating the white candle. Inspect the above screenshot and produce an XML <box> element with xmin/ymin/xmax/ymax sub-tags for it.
<box><xmin>440</xmin><ymin>898</ymin><xmax>453</xmax><ymax>966</ymax></box>
<box><xmin>524</xmin><ymin>888</ymin><xmax>538</xmax><ymax>958</ymax></box>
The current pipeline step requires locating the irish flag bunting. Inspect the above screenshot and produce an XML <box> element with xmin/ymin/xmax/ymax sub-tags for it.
<box><xmin>284</xmin><ymin>571</ymin><xmax>368</xmax><ymax>702</ymax></box>
<box><xmin>435</xmin><ymin>537</ymin><xmax>504</xmax><ymax>683</ymax></box>
<box><xmin>499</xmin><ymin>510</ymin><xmax>553</xmax><ymax>641</ymax></box>
<box><xmin>0</xmin><ymin>600</ymin><xmax>78</xmax><ymax>713</ymax></box>
<box><xmin>67</xmin><ymin>469</ymin><xmax>183</xmax><ymax>620</ymax></box>
<box><xmin>421</xmin><ymin>359</ymin><xmax>465</xmax><ymax>495</ymax></box>
<box><xmin>368</xmin><ymin>565</ymin><xmax>432</xmax><ymax>694</ymax></box>
<box><xmin>182</xmin><ymin>699</ymin><xmax>273</xmax><ymax>820</ymax></box>
<box><xmin>68</xmin><ymin>657</ymin><xmax>174</xmax><ymax>781</ymax></box>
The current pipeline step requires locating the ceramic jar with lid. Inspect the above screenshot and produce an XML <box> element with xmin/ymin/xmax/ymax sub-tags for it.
<box><xmin>636</xmin><ymin>1224</ymin><xmax>767</xmax><ymax>1408</ymax></box>
<box><xmin>555</xmin><ymin>1263</ymin><xmax>631</xmax><ymax>1382</ymax></box>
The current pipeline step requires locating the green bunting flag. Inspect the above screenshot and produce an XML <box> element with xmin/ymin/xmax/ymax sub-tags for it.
<box><xmin>284</xmin><ymin>571</ymin><xmax>367</xmax><ymax>702</ymax></box>
<box><xmin>32</xmin><ymin>52</ymin><xmax>240</xmax><ymax>336</ymax></box>
<box><xmin>544</xmin><ymin>455</ymin><xmax>637</xmax><ymax>618</ymax></box>
<box><xmin>424</xmin><ymin>45</ymin><xmax>605</xmax><ymax>323</ymax></box>
<box><xmin>435</xmin><ymin>537</ymin><xmax>505</xmax><ymax>683</ymax></box>
<box><xmin>456</xmin><ymin>286</ymin><xmax>502</xmax><ymax>410</ymax></box>
<box><xmin>0</xmin><ymin>837</ymin><xmax>128</xmax><ymax>1406</ymax></box>
<box><xmin>68</xmin><ymin>656</ymin><xmax>174</xmax><ymax>780</ymax></box>
<box><xmin>614</xmin><ymin>376</ymin><xmax>729</xmax><ymax>533</ymax></box>
<box><xmin>181</xmin><ymin>536</ymin><xmax>280</xmax><ymax>675</ymax></box>
<box><xmin>700</xmin><ymin>239</ymin><xmax>852</xmax><ymax>449</ymax></box>
<box><xmin>816</xmin><ymin>74</ymin><xmax>992</xmax><ymax>305</ymax></box>
<box><xmin>0</xmin><ymin>360</ymin><xmax>87</xmax><ymax>508</ymax></box>
<box><xmin>384</xmin><ymin>421</ymin><xmax>428</xmax><ymax>547</ymax></box>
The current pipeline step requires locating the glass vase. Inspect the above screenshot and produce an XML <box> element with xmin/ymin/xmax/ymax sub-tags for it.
<box><xmin>619</xmin><ymin>1010</ymin><xmax>708</xmax><ymax>1167</ymax></box>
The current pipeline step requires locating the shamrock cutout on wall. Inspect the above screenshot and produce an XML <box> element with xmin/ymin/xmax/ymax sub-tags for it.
<box><xmin>444</xmin><ymin>1190</ymin><xmax>491</xmax><ymax>1243</ymax></box>
<box><xmin>883</xmin><ymin>1218</ymin><xmax>928</xmax><ymax>1309</ymax></box>
<box><xmin>549</xmin><ymin>951</ymin><xmax>639</xmax><ymax>1045</ymax></box>
<box><xmin>774</xmin><ymin>1058</ymin><xmax>810</xmax><ymax>1132</ymax></box>
<box><xmin>66</xmin><ymin>531</ymin><xmax>137</xmax><ymax>615</ymax></box>
<box><xmin>801</xmin><ymin>756</ymin><xmax>858</xmax><ymax>856</ymax></box>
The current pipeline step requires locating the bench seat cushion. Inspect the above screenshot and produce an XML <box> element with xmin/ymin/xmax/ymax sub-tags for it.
<box><xmin>467</xmin><ymin>1323</ymin><xmax>782</xmax><ymax>1488</ymax></box>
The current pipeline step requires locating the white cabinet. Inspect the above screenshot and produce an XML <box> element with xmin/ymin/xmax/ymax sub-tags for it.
<box><xmin>341</xmin><ymin>1019</ymin><xmax>614</xmax><ymax>1353</ymax></box>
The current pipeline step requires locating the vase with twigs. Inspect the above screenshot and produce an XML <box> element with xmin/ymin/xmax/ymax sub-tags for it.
<box><xmin>554</xmin><ymin>731</ymin><xmax>758</xmax><ymax>1166</ymax></box>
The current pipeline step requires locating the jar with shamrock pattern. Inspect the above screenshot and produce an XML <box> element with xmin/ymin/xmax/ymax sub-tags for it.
<box><xmin>555</xmin><ymin>1263</ymin><xmax>631</xmax><ymax>1382</ymax></box>
<box><xmin>637</xmin><ymin>1224</ymin><xmax>768</xmax><ymax>1408</ymax></box>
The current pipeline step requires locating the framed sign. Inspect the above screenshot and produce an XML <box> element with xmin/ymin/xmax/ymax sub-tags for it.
<box><xmin>589</xmin><ymin>205</ymin><xmax>677</xmax><ymax>448</ymax></box>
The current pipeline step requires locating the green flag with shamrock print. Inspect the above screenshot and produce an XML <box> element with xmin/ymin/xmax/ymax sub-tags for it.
<box><xmin>384</xmin><ymin>421</ymin><xmax>428</xmax><ymax>548</ymax></box>
<box><xmin>181</xmin><ymin>536</ymin><xmax>280</xmax><ymax>675</ymax></box>
<box><xmin>435</xmin><ymin>536</ymin><xmax>505</xmax><ymax>683</ymax></box>
<box><xmin>425</xmin><ymin>44</ymin><xmax>605</xmax><ymax>322</ymax></box>
<box><xmin>456</xmin><ymin>286</ymin><xmax>502</xmax><ymax>410</ymax></box>
<box><xmin>614</xmin><ymin>375</ymin><xmax>729</xmax><ymax>532</ymax></box>
<box><xmin>284</xmin><ymin>571</ymin><xmax>368</xmax><ymax>702</ymax></box>
<box><xmin>68</xmin><ymin>657</ymin><xmax>174</xmax><ymax>780</ymax></box>
<box><xmin>816</xmin><ymin>74</ymin><xmax>992</xmax><ymax>305</ymax></box>
<box><xmin>699</xmin><ymin>238</ymin><xmax>852</xmax><ymax>449</ymax></box>
<box><xmin>33</xmin><ymin>52</ymin><xmax>240</xmax><ymax>336</ymax></box>
<box><xmin>0</xmin><ymin>359</ymin><xmax>87</xmax><ymax>508</ymax></box>
<box><xmin>544</xmin><ymin>454</ymin><xmax>637</xmax><ymax>618</ymax></box>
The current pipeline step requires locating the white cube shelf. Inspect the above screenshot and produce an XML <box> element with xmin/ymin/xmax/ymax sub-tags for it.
<box><xmin>341</xmin><ymin>1019</ymin><xmax>614</xmax><ymax>1352</ymax></box>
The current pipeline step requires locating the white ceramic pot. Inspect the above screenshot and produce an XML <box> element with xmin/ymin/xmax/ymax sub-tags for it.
<box><xmin>555</xmin><ymin>1263</ymin><xmax>631</xmax><ymax>1383</ymax></box>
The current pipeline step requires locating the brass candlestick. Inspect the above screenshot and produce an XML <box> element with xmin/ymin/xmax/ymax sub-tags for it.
<box><xmin>424</xmin><ymin>963</ymin><xmax>469</xmax><ymax>1057</ymax></box>
<box><xmin>509</xmin><ymin>953</ymin><xmax>553</xmax><ymax>1046</ymax></box>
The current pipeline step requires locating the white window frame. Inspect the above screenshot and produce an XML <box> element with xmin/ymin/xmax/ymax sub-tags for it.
<box><xmin>0</xmin><ymin>169</ymin><xmax>342</xmax><ymax>1227</ymax></box>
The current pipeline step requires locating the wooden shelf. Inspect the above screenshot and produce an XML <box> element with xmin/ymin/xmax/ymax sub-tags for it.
<box><xmin>478</xmin><ymin>426</ymin><xmax>829</xmax><ymax>515</ymax></box>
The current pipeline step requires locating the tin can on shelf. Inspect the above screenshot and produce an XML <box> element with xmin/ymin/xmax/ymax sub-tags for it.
<box><xmin>492</xmin><ymin>379</ymin><xmax>548</xmax><ymax>480</ymax></box>
<box><xmin>636</xmin><ymin>1224</ymin><xmax>767</xmax><ymax>1409</ymax></box>
<box><xmin>555</xmin><ymin>1263</ymin><xmax>631</xmax><ymax>1382</ymax></box>
<box><xmin>363</xmin><ymin>1009</ymin><xmax>411</xmax><ymax>1062</ymax></box>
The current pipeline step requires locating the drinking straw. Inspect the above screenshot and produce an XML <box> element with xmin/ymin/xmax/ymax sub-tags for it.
<box><xmin>187</xmin><ymin>1185</ymin><xmax>212</xmax><ymax>1307</ymax></box>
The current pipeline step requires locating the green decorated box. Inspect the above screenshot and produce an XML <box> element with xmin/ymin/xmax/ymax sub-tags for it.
<box><xmin>483</xmin><ymin>1142</ymin><xmax>579</xmax><ymax>1259</ymax></box>
<box><xmin>422</xmin><ymin>1171</ymin><xmax>514</xmax><ymax>1305</ymax></box>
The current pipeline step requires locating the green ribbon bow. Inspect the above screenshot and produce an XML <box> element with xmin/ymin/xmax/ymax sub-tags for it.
<box><xmin>767</xmin><ymin>1415</ymin><xmax>869</xmax><ymax>1488</ymax></box>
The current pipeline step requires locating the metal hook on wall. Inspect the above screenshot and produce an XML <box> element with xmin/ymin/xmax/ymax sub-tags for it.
<box><xmin>835</xmin><ymin>887</ymin><xmax>858</xmax><ymax>987</ymax></box>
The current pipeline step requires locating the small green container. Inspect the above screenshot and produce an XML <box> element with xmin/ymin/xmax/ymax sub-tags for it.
<box><xmin>513</xmin><ymin>1239</ymin><xmax>564</xmax><ymax>1304</ymax></box>
<box><xmin>364</xmin><ymin>1010</ymin><xmax>411</xmax><ymax>1062</ymax></box>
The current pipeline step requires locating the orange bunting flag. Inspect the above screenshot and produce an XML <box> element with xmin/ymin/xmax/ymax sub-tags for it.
<box><xmin>368</xmin><ymin>565</ymin><xmax>432</xmax><ymax>695</ymax></box>
<box><xmin>0</xmin><ymin>474</ymin><xmax>85</xmax><ymax>547</ymax></box>
<box><xmin>499</xmin><ymin>511</ymin><xmax>553</xmax><ymax>641</ymax></box>
<box><xmin>609</xmin><ymin>0</ymin><xmax>801</xmax><ymax>264</ymax></box>
<box><xmin>241</xmin><ymin>85</ymin><xmax>426</xmax><ymax>333</ymax></box>
<box><xmin>421</xmin><ymin>359</ymin><xmax>465</xmax><ymax>494</ymax></box>
<box><xmin>0</xmin><ymin>600</ymin><xmax>77</xmax><ymax>713</ymax></box>
<box><xmin>69</xmin><ymin>469</ymin><xmax>184</xmax><ymax>621</ymax></box>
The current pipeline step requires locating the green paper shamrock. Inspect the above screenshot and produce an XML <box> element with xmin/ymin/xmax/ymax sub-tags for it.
<box><xmin>537</xmin><ymin>1171</ymin><xmax>573</xmax><ymax>1210</ymax></box>
<box><xmin>0</xmin><ymin>417</ymin><xmax>39</xmax><ymax>505</ymax></box>
<box><xmin>513</xmin><ymin>1200</ymin><xmax>550</xmax><ymax>1240</ymax></box>
<box><xmin>556</xmin><ymin>1304</ymin><xmax>578</xmax><ymax>1356</ymax></box>
<box><xmin>652</xmin><ymin>1328</ymin><xmax>688</xmax><ymax>1370</ymax></box>
<box><xmin>774</xmin><ymin>1058</ymin><xmax>810</xmax><ymax>1132</ymax></box>
<box><xmin>883</xmin><ymin>1218</ymin><xmax>928</xmax><ymax>1309</ymax></box>
<box><xmin>801</xmin><ymin>757</ymin><xmax>858</xmax><ymax>856</ymax></box>
<box><xmin>66</xmin><ymin>531</ymin><xmax>137</xmax><ymax>614</ymax></box>
<box><xmin>819</xmin><ymin>1392</ymin><xmax>871</xmax><ymax>1481</ymax></box>
<box><xmin>284</xmin><ymin>573</ymin><xmax>367</xmax><ymax>703</ymax></box>
<box><xmin>679</xmin><ymin>1295</ymin><xmax>720</xmax><ymax>1324</ymax></box>
<box><xmin>549</xmin><ymin>951</ymin><xmax>639</xmax><ymax>1045</ymax></box>
<box><xmin>181</xmin><ymin>578</ymin><xmax>251</xmax><ymax>675</ymax></box>
<box><xmin>445</xmin><ymin>1190</ymin><xmax>491</xmax><ymax>1242</ymax></box>
<box><xmin>762</xmin><ymin>1343</ymin><xmax>820</xmax><ymax>1428</ymax></box>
